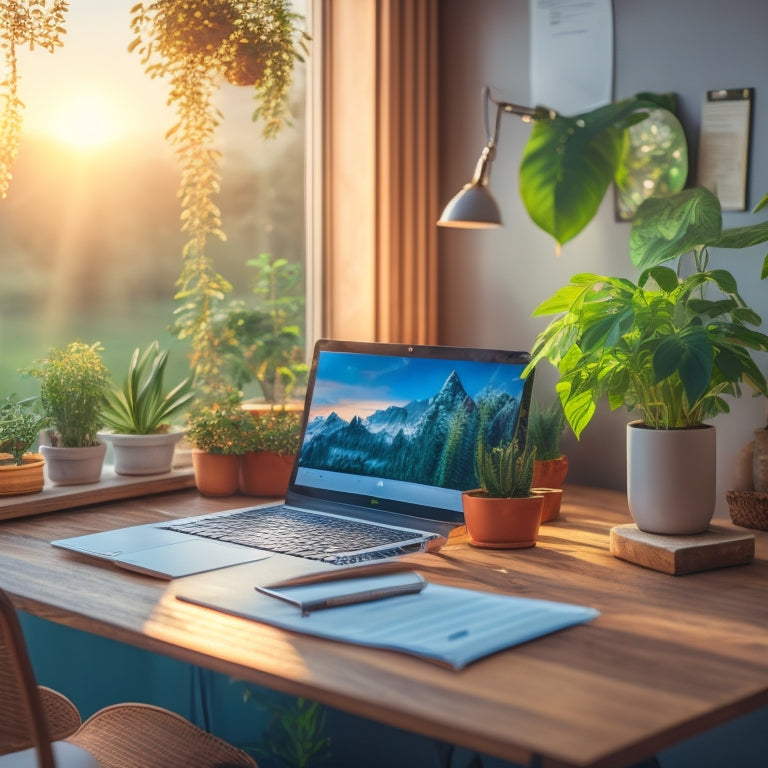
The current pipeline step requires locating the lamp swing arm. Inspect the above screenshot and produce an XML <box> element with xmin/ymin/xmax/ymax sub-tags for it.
<box><xmin>472</xmin><ymin>87</ymin><xmax>543</xmax><ymax>187</ymax></box>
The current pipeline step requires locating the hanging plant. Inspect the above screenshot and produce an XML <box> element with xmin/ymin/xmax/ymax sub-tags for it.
<box><xmin>0</xmin><ymin>0</ymin><xmax>69</xmax><ymax>198</ymax></box>
<box><xmin>128</xmin><ymin>0</ymin><xmax>309</xmax><ymax>403</ymax></box>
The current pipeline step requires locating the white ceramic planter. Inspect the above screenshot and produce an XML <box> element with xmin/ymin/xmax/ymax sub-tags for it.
<box><xmin>626</xmin><ymin>421</ymin><xmax>716</xmax><ymax>534</ymax></box>
<box><xmin>98</xmin><ymin>430</ymin><xmax>184</xmax><ymax>476</ymax></box>
<box><xmin>41</xmin><ymin>442</ymin><xmax>107</xmax><ymax>486</ymax></box>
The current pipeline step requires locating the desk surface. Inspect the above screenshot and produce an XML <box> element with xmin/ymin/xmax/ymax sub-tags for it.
<box><xmin>1</xmin><ymin>486</ymin><xmax>767</xmax><ymax>768</ymax></box>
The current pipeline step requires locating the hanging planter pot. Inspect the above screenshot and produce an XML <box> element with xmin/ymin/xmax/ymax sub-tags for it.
<box><xmin>626</xmin><ymin>421</ymin><xmax>716</xmax><ymax>535</ymax></box>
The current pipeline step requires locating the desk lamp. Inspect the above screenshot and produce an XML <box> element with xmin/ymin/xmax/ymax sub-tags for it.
<box><xmin>437</xmin><ymin>87</ymin><xmax>555</xmax><ymax>229</ymax></box>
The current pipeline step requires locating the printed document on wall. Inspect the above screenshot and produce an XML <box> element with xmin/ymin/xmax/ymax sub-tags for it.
<box><xmin>530</xmin><ymin>0</ymin><xmax>613</xmax><ymax>116</ymax></box>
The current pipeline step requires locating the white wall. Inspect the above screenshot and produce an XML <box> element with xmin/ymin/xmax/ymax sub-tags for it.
<box><xmin>437</xmin><ymin>0</ymin><xmax>768</xmax><ymax>513</ymax></box>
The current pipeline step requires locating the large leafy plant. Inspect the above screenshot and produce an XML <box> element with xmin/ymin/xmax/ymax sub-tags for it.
<box><xmin>526</xmin><ymin>187</ymin><xmax>768</xmax><ymax>437</ymax></box>
<box><xmin>519</xmin><ymin>92</ymin><xmax>677</xmax><ymax>248</ymax></box>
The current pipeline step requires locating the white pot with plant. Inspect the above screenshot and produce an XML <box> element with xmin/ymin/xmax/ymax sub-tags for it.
<box><xmin>0</xmin><ymin>395</ymin><xmax>49</xmax><ymax>496</ymax></box>
<box><xmin>24</xmin><ymin>341</ymin><xmax>110</xmax><ymax>486</ymax></box>
<box><xmin>525</xmin><ymin>186</ymin><xmax>768</xmax><ymax>535</ymax></box>
<box><xmin>99</xmin><ymin>342</ymin><xmax>195</xmax><ymax>476</ymax></box>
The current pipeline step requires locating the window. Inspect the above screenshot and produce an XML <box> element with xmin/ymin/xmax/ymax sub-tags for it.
<box><xmin>0</xmin><ymin>1</ymin><xmax>308</xmax><ymax>400</ymax></box>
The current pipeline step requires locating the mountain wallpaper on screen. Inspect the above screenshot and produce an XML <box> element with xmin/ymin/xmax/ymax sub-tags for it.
<box><xmin>299</xmin><ymin>370</ymin><xmax>522</xmax><ymax>491</ymax></box>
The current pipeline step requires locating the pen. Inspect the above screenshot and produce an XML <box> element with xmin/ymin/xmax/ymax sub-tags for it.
<box><xmin>299</xmin><ymin>579</ymin><xmax>427</xmax><ymax>613</ymax></box>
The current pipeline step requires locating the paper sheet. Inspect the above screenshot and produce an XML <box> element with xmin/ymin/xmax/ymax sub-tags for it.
<box><xmin>178</xmin><ymin>578</ymin><xmax>599</xmax><ymax>670</ymax></box>
<box><xmin>530</xmin><ymin>0</ymin><xmax>613</xmax><ymax>116</ymax></box>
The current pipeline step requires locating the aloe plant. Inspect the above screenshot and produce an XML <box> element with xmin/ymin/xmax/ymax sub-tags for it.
<box><xmin>102</xmin><ymin>342</ymin><xmax>194</xmax><ymax>435</ymax></box>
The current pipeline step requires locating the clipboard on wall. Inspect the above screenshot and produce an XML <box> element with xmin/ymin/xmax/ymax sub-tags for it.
<box><xmin>697</xmin><ymin>88</ymin><xmax>754</xmax><ymax>211</ymax></box>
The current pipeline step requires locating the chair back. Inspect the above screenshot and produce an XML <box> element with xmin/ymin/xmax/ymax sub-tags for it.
<box><xmin>0</xmin><ymin>588</ymin><xmax>56</xmax><ymax>768</ymax></box>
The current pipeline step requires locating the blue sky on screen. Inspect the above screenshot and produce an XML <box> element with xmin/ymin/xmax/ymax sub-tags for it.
<box><xmin>309</xmin><ymin>352</ymin><xmax>526</xmax><ymax>421</ymax></box>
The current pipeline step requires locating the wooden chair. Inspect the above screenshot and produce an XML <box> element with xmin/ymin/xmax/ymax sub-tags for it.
<box><xmin>0</xmin><ymin>588</ymin><xmax>258</xmax><ymax>768</ymax></box>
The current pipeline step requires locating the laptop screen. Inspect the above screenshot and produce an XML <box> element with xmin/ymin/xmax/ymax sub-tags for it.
<box><xmin>291</xmin><ymin>341</ymin><xmax>533</xmax><ymax>522</ymax></box>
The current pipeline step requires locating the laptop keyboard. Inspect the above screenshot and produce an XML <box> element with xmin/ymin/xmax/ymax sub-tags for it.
<box><xmin>163</xmin><ymin>506</ymin><xmax>437</xmax><ymax>565</ymax></box>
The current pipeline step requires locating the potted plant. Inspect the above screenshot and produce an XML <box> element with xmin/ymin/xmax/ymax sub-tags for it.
<box><xmin>239</xmin><ymin>406</ymin><xmax>301</xmax><ymax>497</ymax></box>
<box><xmin>216</xmin><ymin>253</ymin><xmax>308</xmax><ymax>408</ymax></box>
<box><xmin>186</xmin><ymin>400</ymin><xmax>257</xmax><ymax>496</ymax></box>
<box><xmin>129</xmin><ymin>1</ymin><xmax>309</xmax><ymax>403</ymax></box>
<box><xmin>99</xmin><ymin>342</ymin><xmax>195</xmax><ymax>475</ymax></box>
<box><xmin>529</xmin><ymin>398</ymin><xmax>568</xmax><ymax>482</ymax></box>
<box><xmin>0</xmin><ymin>395</ymin><xmax>48</xmax><ymax>496</ymax></box>
<box><xmin>525</xmin><ymin>186</ymin><xmax>768</xmax><ymax>534</ymax></box>
<box><xmin>23</xmin><ymin>341</ymin><xmax>111</xmax><ymax>485</ymax></box>
<box><xmin>461</xmin><ymin>436</ymin><xmax>543</xmax><ymax>549</ymax></box>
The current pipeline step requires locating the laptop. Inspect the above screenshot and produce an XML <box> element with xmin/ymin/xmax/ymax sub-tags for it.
<box><xmin>52</xmin><ymin>339</ymin><xmax>534</xmax><ymax>581</ymax></box>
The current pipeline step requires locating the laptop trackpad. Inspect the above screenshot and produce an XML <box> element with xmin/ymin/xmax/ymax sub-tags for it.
<box><xmin>114</xmin><ymin>539</ymin><xmax>272</xmax><ymax>580</ymax></box>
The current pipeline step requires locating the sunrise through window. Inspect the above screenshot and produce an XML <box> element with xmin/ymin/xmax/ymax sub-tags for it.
<box><xmin>0</xmin><ymin>0</ymin><xmax>308</xmax><ymax>402</ymax></box>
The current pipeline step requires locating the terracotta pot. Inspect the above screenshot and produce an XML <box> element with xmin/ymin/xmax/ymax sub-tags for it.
<box><xmin>532</xmin><ymin>487</ymin><xmax>563</xmax><ymax>523</ymax></box>
<box><xmin>532</xmin><ymin>455</ymin><xmax>569</xmax><ymax>489</ymax></box>
<box><xmin>191</xmin><ymin>450</ymin><xmax>240</xmax><ymax>497</ymax></box>
<box><xmin>239</xmin><ymin>451</ymin><xmax>294</xmax><ymax>497</ymax></box>
<box><xmin>461</xmin><ymin>491</ymin><xmax>544</xmax><ymax>549</ymax></box>
<box><xmin>0</xmin><ymin>453</ymin><xmax>45</xmax><ymax>496</ymax></box>
<box><xmin>627</xmin><ymin>421</ymin><xmax>716</xmax><ymax>534</ymax></box>
<box><xmin>41</xmin><ymin>443</ymin><xmax>106</xmax><ymax>486</ymax></box>
<box><xmin>98</xmin><ymin>429</ymin><xmax>184</xmax><ymax>476</ymax></box>
<box><xmin>754</xmin><ymin>428</ymin><xmax>768</xmax><ymax>492</ymax></box>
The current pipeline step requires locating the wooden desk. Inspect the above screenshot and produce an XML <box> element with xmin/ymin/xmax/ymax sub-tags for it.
<box><xmin>0</xmin><ymin>486</ymin><xmax>767</xmax><ymax>768</ymax></box>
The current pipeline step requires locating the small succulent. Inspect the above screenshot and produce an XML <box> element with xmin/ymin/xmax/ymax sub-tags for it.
<box><xmin>476</xmin><ymin>438</ymin><xmax>536</xmax><ymax>499</ymax></box>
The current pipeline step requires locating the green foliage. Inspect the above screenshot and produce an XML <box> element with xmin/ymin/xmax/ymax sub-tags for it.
<box><xmin>0</xmin><ymin>0</ymin><xmax>68</xmax><ymax>198</ymax></box>
<box><xmin>528</xmin><ymin>399</ymin><xmax>566</xmax><ymax>461</ymax></box>
<box><xmin>23</xmin><ymin>341</ymin><xmax>110</xmax><ymax>448</ymax></box>
<box><xmin>519</xmin><ymin>93</ymin><xmax>675</xmax><ymax>247</ymax></box>
<box><xmin>102</xmin><ymin>341</ymin><xmax>195</xmax><ymax>435</ymax></box>
<box><xmin>129</xmin><ymin>1</ymin><xmax>309</xmax><ymax>402</ymax></box>
<box><xmin>185</xmin><ymin>400</ymin><xmax>256</xmax><ymax>454</ymax></box>
<box><xmin>526</xmin><ymin>187</ymin><xmax>768</xmax><ymax>437</ymax></box>
<box><xmin>216</xmin><ymin>253</ymin><xmax>308</xmax><ymax>403</ymax></box>
<box><xmin>476</xmin><ymin>438</ymin><xmax>535</xmax><ymax>499</ymax></box>
<box><xmin>241</xmin><ymin>688</ymin><xmax>331</xmax><ymax>768</ymax></box>
<box><xmin>0</xmin><ymin>395</ymin><xmax>48</xmax><ymax>465</ymax></box>
<box><xmin>245</xmin><ymin>407</ymin><xmax>301</xmax><ymax>455</ymax></box>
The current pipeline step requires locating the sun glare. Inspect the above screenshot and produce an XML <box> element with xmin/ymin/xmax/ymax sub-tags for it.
<box><xmin>49</xmin><ymin>95</ymin><xmax>124</xmax><ymax>150</ymax></box>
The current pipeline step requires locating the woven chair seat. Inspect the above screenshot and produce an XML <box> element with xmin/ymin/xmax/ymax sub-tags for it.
<box><xmin>67</xmin><ymin>704</ymin><xmax>256</xmax><ymax>768</ymax></box>
<box><xmin>1</xmin><ymin>588</ymin><xmax>258</xmax><ymax>768</ymax></box>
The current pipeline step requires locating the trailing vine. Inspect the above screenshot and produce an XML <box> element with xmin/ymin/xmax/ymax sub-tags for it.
<box><xmin>128</xmin><ymin>0</ymin><xmax>308</xmax><ymax>403</ymax></box>
<box><xmin>0</xmin><ymin>0</ymin><xmax>68</xmax><ymax>198</ymax></box>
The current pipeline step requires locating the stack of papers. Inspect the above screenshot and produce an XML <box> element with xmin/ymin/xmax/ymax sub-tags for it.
<box><xmin>177</xmin><ymin>572</ymin><xmax>599</xmax><ymax>670</ymax></box>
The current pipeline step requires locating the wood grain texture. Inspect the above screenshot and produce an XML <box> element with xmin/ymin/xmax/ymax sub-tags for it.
<box><xmin>0</xmin><ymin>467</ymin><xmax>195</xmax><ymax>521</ymax></box>
<box><xmin>610</xmin><ymin>524</ymin><xmax>756</xmax><ymax>574</ymax></box>
<box><xmin>1</xmin><ymin>486</ymin><xmax>767</xmax><ymax>768</ymax></box>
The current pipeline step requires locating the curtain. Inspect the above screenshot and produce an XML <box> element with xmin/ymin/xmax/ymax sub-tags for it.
<box><xmin>318</xmin><ymin>0</ymin><xmax>438</xmax><ymax>344</ymax></box>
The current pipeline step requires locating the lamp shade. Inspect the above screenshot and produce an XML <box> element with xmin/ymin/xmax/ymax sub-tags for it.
<box><xmin>437</xmin><ymin>183</ymin><xmax>502</xmax><ymax>228</ymax></box>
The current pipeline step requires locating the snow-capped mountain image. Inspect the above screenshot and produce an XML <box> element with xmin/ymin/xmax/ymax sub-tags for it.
<box><xmin>299</xmin><ymin>369</ymin><xmax>522</xmax><ymax>491</ymax></box>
